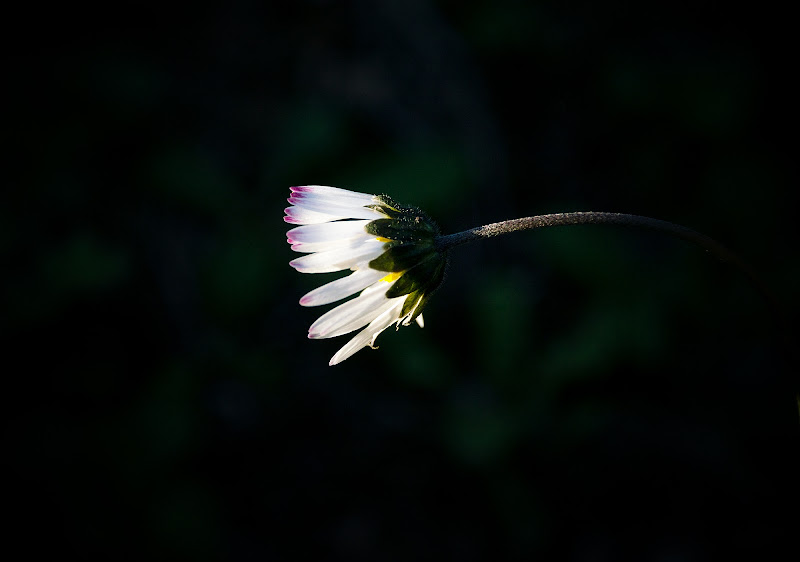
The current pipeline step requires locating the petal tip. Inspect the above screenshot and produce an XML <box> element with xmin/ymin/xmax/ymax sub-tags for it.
<box><xmin>283</xmin><ymin>209</ymin><xmax>301</xmax><ymax>224</ymax></box>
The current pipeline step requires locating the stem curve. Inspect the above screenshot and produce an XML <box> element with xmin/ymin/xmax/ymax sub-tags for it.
<box><xmin>435</xmin><ymin>211</ymin><xmax>778</xmax><ymax>320</ymax></box>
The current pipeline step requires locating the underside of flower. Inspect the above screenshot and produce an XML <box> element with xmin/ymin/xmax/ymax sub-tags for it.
<box><xmin>285</xmin><ymin>185</ymin><xmax>447</xmax><ymax>365</ymax></box>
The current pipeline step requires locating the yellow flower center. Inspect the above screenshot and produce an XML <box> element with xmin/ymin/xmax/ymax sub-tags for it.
<box><xmin>375</xmin><ymin>236</ymin><xmax>392</xmax><ymax>243</ymax></box>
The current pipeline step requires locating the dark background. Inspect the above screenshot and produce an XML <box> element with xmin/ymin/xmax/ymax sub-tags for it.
<box><xmin>6</xmin><ymin>0</ymin><xmax>798</xmax><ymax>560</ymax></box>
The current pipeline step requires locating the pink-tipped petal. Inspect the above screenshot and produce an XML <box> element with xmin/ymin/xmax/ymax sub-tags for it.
<box><xmin>284</xmin><ymin>206</ymin><xmax>350</xmax><ymax>225</ymax></box>
<box><xmin>289</xmin><ymin>239</ymin><xmax>385</xmax><ymax>273</ymax></box>
<box><xmin>288</xmin><ymin>196</ymin><xmax>385</xmax><ymax>220</ymax></box>
<box><xmin>291</xmin><ymin>185</ymin><xmax>377</xmax><ymax>203</ymax></box>
<box><xmin>287</xmin><ymin>220</ymin><xmax>371</xmax><ymax>244</ymax></box>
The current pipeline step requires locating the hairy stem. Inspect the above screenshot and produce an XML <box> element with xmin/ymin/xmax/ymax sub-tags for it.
<box><xmin>435</xmin><ymin>211</ymin><xmax>777</xmax><ymax>316</ymax></box>
<box><xmin>436</xmin><ymin>211</ymin><xmax>797</xmax><ymax>407</ymax></box>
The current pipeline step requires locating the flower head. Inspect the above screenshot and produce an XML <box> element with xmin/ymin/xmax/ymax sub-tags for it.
<box><xmin>285</xmin><ymin>185</ymin><xmax>447</xmax><ymax>365</ymax></box>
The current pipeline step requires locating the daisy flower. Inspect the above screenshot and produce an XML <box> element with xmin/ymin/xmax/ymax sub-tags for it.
<box><xmin>285</xmin><ymin>186</ymin><xmax>751</xmax><ymax>368</ymax></box>
<box><xmin>285</xmin><ymin>185</ymin><xmax>447</xmax><ymax>365</ymax></box>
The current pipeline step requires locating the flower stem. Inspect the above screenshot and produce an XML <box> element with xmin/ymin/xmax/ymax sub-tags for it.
<box><xmin>435</xmin><ymin>211</ymin><xmax>777</xmax><ymax>316</ymax></box>
<box><xmin>437</xmin><ymin>211</ymin><xmax>798</xmax><ymax>410</ymax></box>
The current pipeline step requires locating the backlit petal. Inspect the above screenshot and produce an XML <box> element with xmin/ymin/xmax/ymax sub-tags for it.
<box><xmin>291</xmin><ymin>185</ymin><xmax>377</xmax><ymax>204</ymax></box>
<box><xmin>309</xmin><ymin>283</ymin><xmax>402</xmax><ymax>339</ymax></box>
<box><xmin>300</xmin><ymin>268</ymin><xmax>386</xmax><ymax>307</ymax></box>
<box><xmin>328</xmin><ymin>300</ymin><xmax>406</xmax><ymax>365</ymax></box>
<box><xmin>288</xmin><ymin>195</ymin><xmax>386</xmax><ymax>220</ymax></box>
<box><xmin>287</xmin><ymin>220</ymin><xmax>372</xmax><ymax>244</ymax></box>
<box><xmin>289</xmin><ymin>239</ymin><xmax>385</xmax><ymax>273</ymax></box>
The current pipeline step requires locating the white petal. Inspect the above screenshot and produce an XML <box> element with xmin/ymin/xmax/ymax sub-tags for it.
<box><xmin>287</xmin><ymin>221</ymin><xmax>374</xmax><ymax>252</ymax></box>
<box><xmin>290</xmin><ymin>193</ymin><xmax>379</xmax><ymax>210</ymax></box>
<box><xmin>284</xmin><ymin>206</ymin><xmax>352</xmax><ymax>225</ymax></box>
<box><xmin>291</xmin><ymin>185</ymin><xmax>377</xmax><ymax>204</ymax></box>
<box><xmin>415</xmin><ymin>314</ymin><xmax>424</xmax><ymax>328</ymax></box>
<box><xmin>288</xmin><ymin>195</ymin><xmax>386</xmax><ymax>220</ymax></box>
<box><xmin>329</xmin><ymin>300</ymin><xmax>406</xmax><ymax>365</ymax></box>
<box><xmin>289</xmin><ymin>239</ymin><xmax>386</xmax><ymax>273</ymax></box>
<box><xmin>287</xmin><ymin>220</ymin><xmax>371</xmax><ymax>244</ymax></box>
<box><xmin>318</xmin><ymin>297</ymin><xmax>402</xmax><ymax>340</ymax></box>
<box><xmin>291</xmin><ymin>235</ymin><xmax>375</xmax><ymax>254</ymax></box>
<box><xmin>300</xmin><ymin>268</ymin><xmax>386</xmax><ymax>307</ymax></box>
<box><xmin>308</xmin><ymin>283</ymin><xmax>400</xmax><ymax>339</ymax></box>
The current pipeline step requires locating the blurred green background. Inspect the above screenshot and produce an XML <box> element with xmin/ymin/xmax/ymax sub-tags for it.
<box><xmin>5</xmin><ymin>0</ymin><xmax>798</xmax><ymax>560</ymax></box>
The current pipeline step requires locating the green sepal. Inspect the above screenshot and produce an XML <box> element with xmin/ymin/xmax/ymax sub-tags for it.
<box><xmin>366</xmin><ymin>195</ymin><xmax>440</xmax><ymax>236</ymax></box>
<box><xmin>365</xmin><ymin>217</ymin><xmax>438</xmax><ymax>242</ymax></box>
<box><xmin>366</xmin><ymin>194</ymin><xmax>407</xmax><ymax>219</ymax></box>
<box><xmin>369</xmin><ymin>243</ymin><xmax>436</xmax><ymax>272</ymax></box>
<box><xmin>400</xmin><ymin>289</ymin><xmax>424</xmax><ymax>319</ymax></box>
<box><xmin>399</xmin><ymin>257</ymin><xmax>447</xmax><ymax>322</ymax></box>
<box><xmin>363</xmin><ymin>193</ymin><xmax>447</xmax><ymax>321</ymax></box>
<box><xmin>386</xmin><ymin>254</ymin><xmax>442</xmax><ymax>298</ymax></box>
